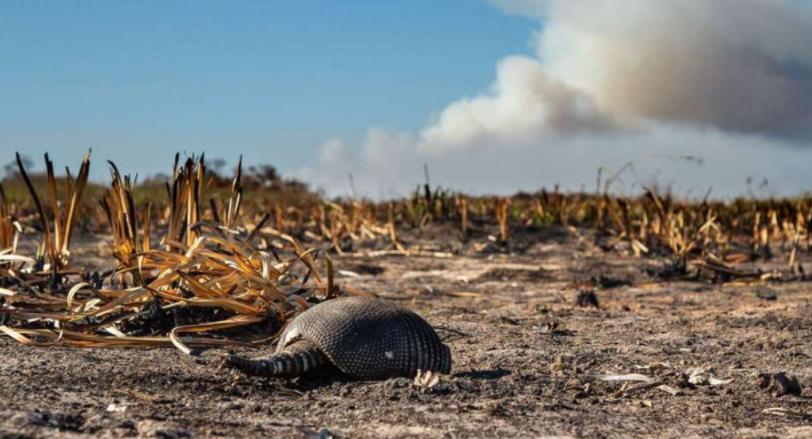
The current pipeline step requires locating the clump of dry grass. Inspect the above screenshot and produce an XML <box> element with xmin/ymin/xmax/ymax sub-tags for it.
<box><xmin>0</xmin><ymin>154</ymin><xmax>347</xmax><ymax>354</ymax></box>
<box><xmin>15</xmin><ymin>152</ymin><xmax>91</xmax><ymax>270</ymax></box>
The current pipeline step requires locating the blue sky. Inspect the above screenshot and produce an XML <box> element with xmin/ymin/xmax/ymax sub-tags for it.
<box><xmin>3</xmin><ymin>1</ymin><xmax>812</xmax><ymax>198</ymax></box>
<box><xmin>0</xmin><ymin>1</ymin><xmax>535</xmax><ymax>179</ymax></box>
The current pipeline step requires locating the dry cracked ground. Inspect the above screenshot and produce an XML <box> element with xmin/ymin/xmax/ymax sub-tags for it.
<box><xmin>1</xmin><ymin>225</ymin><xmax>811</xmax><ymax>438</ymax></box>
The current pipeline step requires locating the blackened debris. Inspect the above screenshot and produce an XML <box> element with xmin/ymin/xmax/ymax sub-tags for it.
<box><xmin>576</xmin><ymin>290</ymin><xmax>599</xmax><ymax>308</ymax></box>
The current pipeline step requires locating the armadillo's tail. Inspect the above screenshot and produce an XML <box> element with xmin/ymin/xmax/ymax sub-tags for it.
<box><xmin>227</xmin><ymin>340</ymin><xmax>326</xmax><ymax>378</ymax></box>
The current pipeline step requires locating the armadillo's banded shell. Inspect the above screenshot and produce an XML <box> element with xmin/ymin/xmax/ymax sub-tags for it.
<box><xmin>278</xmin><ymin>297</ymin><xmax>452</xmax><ymax>379</ymax></box>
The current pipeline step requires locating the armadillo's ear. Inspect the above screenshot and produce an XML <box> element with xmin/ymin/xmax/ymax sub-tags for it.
<box><xmin>278</xmin><ymin>325</ymin><xmax>301</xmax><ymax>350</ymax></box>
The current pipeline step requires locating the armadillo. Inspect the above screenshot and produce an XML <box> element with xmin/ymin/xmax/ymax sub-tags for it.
<box><xmin>227</xmin><ymin>297</ymin><xmax>452</xmax><ymax>379</ymax></box>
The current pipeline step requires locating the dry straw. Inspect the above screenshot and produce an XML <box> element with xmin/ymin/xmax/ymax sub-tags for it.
<box><xmin>0</xmin><ymin>154</ymin><xmax>344</xmax><ymax>354</ymax></box>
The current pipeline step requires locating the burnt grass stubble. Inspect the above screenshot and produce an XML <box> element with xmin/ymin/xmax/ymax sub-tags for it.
<box><xmin>1</xmin><ymin>223</ymin><xmax>811</xmax><ymax>438</ymax></box>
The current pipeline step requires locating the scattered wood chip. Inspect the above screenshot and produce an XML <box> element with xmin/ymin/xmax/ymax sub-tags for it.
<box><xmin>540</xmin><ymin>321</ymin><xmax>559</xmax><ymax>334</ymax></box>
<box><xmin>575</xmin><ymin>290</ymin><xmax>599</xmax><ymax>308</ymax></box>
<box><xmin>687</xmin><ymin>368</ymin><xmax>709</xmax><ymax>386</ymax></box>
<box><xmin>709</xmin><ymin>376</ymin><xmax>733</xmax><ymax>386</ymax></box>
<box><xmin>446</xmin><ymin>291</ymin><xmax>483</xmax><ymax>298</ymax></box>
<box><xmin>633</xmin><ymin>362</ymin><xmax>674</xmax><ymax>372</ymax></box>
<box><xmin>762</xmin><ymin>407</ymin><xmax>812</xmax><ymax>420</ymax></box>
<box><xmin>116</xmin><ymin>388</ymin><xmax>161</xmax><ymax>403</ymax></box>
<box><xmin>759</xmin><ymin>372</ymin><xmax>802</xmax><ymax>397</ymax></box>
<box><xmin>686</xmin><ymin>368</ymin><xmax>731</xmax><ymax>386</ymax></box>
<box><xmin>337</xmin><ymin>270</ymin><xmax>362</xmax><ymax>278</ymax></box>
<box><xmin>611</xmin><ymin>380</ymin><xmax>663</xmax><ymax>398</ymax></box>
<box><xmin>106</xmin><ymin>403</ymin><xmax>127</xmax><ymax>413</ymax></box>
<box><xmin>598</xmin><ymin>373</ymin><xmax>655</xmax><ymax>383</ymax></box>
<box><xmin>656</xmin><ymin>384</ymin><xmax>681</xmax><ymax>396</ymax></box>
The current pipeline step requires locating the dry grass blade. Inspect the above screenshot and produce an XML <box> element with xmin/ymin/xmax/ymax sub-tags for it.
<box><xmin>61</xmin><ymin>151</ymin><xmax>91</xmax><ymax>257</ymax></box>
<box><xmin>0</xmin><ymin>184</ymin><xmax>20</xmax><ymax>253</ymax></box>
<box><xmin>16</xmin><ymin>152</ymin><xmax>54</xmax><ymax>264</ymax></box>
<box><xmin>45</xmin><ymin>154</ymin><xmax>63</xmax><ymax>255</ymax></box>
<box><xmin>0</xmin><ymin>325</ymin><xmax>37</xmax><ymax>345</ymax></box>
<box><xmin>496</xmin><ymin>198</ymin><xmax>510</xmax><ymax>243</ymax></box>
<box><xmin>169</xmin><ymin>314</ymin><xmax>266</xmax><ymax>355</ymax></box>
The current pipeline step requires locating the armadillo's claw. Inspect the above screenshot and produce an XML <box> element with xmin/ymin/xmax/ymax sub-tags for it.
<box><xmin>413</xmin><ymin>369</ymin><xmax>441</xmax><ymax>388</ymax></box>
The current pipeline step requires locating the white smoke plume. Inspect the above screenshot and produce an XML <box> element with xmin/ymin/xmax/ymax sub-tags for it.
<box><xmin>418</xmin><ymin>55</ymin><xmax>614</xmax><ymax>153</ymax></box>
<box><xmin>532</xmin><ymin>0</ymin><xmax>812</xmax><ymax>136</ymax></box>
<box><xmin>297</xmin><ymin>0</ymin><xmax>812</xmax><ymax>198</ymax></box>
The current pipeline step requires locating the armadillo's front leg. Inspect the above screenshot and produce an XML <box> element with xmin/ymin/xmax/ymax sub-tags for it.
<box><xmin>227</xmin><ymin>340</ymin><xmax>326</xmax><ymax>377</ymax></box>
